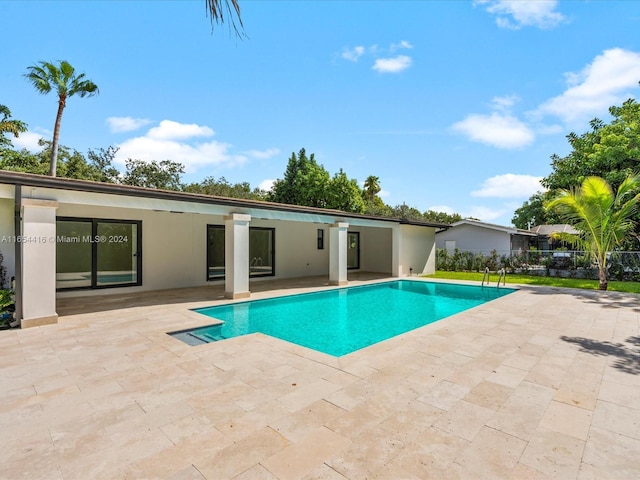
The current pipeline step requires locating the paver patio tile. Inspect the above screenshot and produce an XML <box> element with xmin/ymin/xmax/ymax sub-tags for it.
<box><xmin>433</xmin><ymin>400</ymin><xmax>495</xmax><ymax>441</ymax></box>
<box><xmin>487</xmin><ymin>381</ymin><xmax>555</xmax><ymax>441</ymax></box>
<box><xmin>538</xmin><ymin>400</ymin><xmax>592</xmax><ymax>441</ymax></box>
<box><xmin>392</xmin><ymin>426</ymin><xmax>469</xmax><ymax>479</ymax></box>
<box><xmin>581</xmin><ymin>426</ymin><xmax>640</xmax><ymax>479</ymax></box>
<box><xmin>416</xmin><ymin>380</ymin><xmax>470</xmax><ymax>411</ymax></box>
<box><xmin>591</xmin><ymin>399</ymin><xmax>640</xmax><ymax>441</ymax></box>
<box><xmin>463</xmin><ymin>380</ymin><xmax>514</xmax><ymax>410</ymax></box>
<box><xmin>301</xmin><ymin>463</ymin><xmax>349</xmax><ymax>480</ymax></box>
<box><xmin>519</xmin><ymin>429</ymin><xmax>585</xmax><ymax>480</ymax></box>
<box><xmin>262</xmin><ymin>426</ymin><xmax>351</xmax><ymax>480</ymax></box>
<box><xmin>193</xmin><ymin>426</ymin><xmax>289</xmax><ymax>479</ymax></box>
<box><xmin>455</xmin><ymin>426</ymin><xmax>527</xmax><ymax>479</ymax></box>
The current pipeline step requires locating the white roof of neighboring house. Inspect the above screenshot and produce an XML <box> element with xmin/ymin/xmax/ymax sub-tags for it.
<box><xmin>439</xmin><ymin>219</ymin><xmax>537</xmax><ymax>236</ymax></box>
<box><xmin>530</xmin><ymin>224</ymin><xmax>580</xmax><ymax>236</ymax></box>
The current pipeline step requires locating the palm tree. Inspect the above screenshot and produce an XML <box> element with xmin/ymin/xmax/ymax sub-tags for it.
<box><xmin>24</xmin><ymin>60</ymin><xmax>99</xmax><ymax>177</ymax></box>
<box><xmin>0</xmin><ymin>105</ymin><xmax>27</xmax><ymax>147</ymax></box>
<box><xmin>206</xmin><ymin>0</ymin><xmax>244</xmax><ymax>37</ymax></box>
<box><xmin>545</xmin><ymin>175</ymin><xmax>640</xmax><ymax>290</ymax></box>
<box><xmin>363</xmin><ymin>175</ymin><xmax>381</xmax><ymax>202</ymax></box>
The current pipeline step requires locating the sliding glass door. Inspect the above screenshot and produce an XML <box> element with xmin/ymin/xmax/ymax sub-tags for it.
<box><xmin>56</xmin><ymin>218</ymin><xmax>142</xmax><ymax>290</ymax></box>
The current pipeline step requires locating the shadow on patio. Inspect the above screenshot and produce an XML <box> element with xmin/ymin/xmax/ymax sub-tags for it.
<box><xmin>561</xmin><ymin>335</ymin><xmax>640</xmax><ymax>375</ymax></box>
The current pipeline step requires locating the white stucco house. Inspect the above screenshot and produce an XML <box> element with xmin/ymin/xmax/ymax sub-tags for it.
<box><xmin>435</xmin><ymin>219</ymin><xmax>537</xmax><ymax>255</ymax></box>
<box><xmin>0</xmin><ymin>171</ymin><xmax>445</xmax><ymax>328</ymax></box>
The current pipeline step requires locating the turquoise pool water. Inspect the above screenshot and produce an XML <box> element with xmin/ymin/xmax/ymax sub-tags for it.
<box><xmin>174</xmin><ymin>280</ymin><xmax>515</xmax><ymax>356</ymax></box>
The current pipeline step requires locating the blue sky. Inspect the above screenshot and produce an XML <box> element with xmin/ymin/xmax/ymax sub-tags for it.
<box><xmin>3</xmin><ymin>1</ymin><xmax>640</xmax><ymax>226</ymax></box>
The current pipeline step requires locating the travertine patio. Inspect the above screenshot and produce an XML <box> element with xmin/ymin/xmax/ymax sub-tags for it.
<box><xmin>1</xmin><ymin>276</ymin><xmax>639</xmax><ymax>479</ymax></box>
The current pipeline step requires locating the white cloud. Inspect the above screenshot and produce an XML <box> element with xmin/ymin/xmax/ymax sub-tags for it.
<box><xmin>341</xmin><ymin>46</ymin><xmax>365</xmax><ymax>62</ymax></box>
<box><xmin>340</xmin><ymin>42</ymin><xmax>414</xmax><ymax>73</ymax></box>
<box><xmin>471</xmin><ymin>174</ymin><xmax>543</xmax><ymax>198</ymax></box>
<box><xmin>378</xmin><ymin>189</ymin><xmax>390</xmax><ymax>198</ymax></box>
<box><xmin>114</xmin><ymin>120</ymin><xmax>246</xmax><ymax>172</ymax></box>
<box><xmin>106</xmin><ymin>116</ymin><xmax>152</xmax><ymax>133</ymax></box>
<box><xmin>390</xmin><ymin>40</ymin><xmax>413</xmax><ymax>52</ymax></box>
<box><xmin>475</xmin><ymin>0</ymin><xmax>565</xmax><ymax>30</ymax></box>
<box><xmin>244</xmin><ymin>148</ymin><xmax>280</xmax><ymax>160</ymax></box>
<box><xmin>258</xmin><ymin>179</ymin><xmax>275</xmax><ymax>192</ymax></box>
<box><xmin>491</xmin><ymin>94</ymin><xmax>519</xmax><ymax>112</ymax></box>
<box><xmin>535</xmin><ymin>48</ymin><xmax>640</xmax><ymax>124</ymax></box>
<box><xmin>452</xmin><ymin>112</ymin><xmax>534</xmax><ymax>149</ymax></box>
<box><xmin>372</xmin><ymin>55</ymin><xmax>412</xmax><ymax>73</ymax></box>
<box><xmin>464</xmin><ymin>205</ymin><xmax>508</xmax><ymax>222</ymax></box>
<box><xmin>12</xmin><ymin>131</ymin><xmax>45</xmax><ymax>151</ymax></box>
<box><xmin>146</xmin><ymin>120</ymin><xmax>214</xmax><ymax>140</ymax></box>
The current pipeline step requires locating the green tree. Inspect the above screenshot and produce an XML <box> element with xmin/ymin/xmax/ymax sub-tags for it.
<box><xmin>86</xmin><ymin>146</ymin><xmax>121</xmax><ymax>183</ymax></box>
<box><xmin>392</xmin><ymin>203</ymin><xmax>423</xmax><ymax>221</ymax></box>
<box><xmin>0</xmin><ymin>105</ymin><xmax>27</xmax><ymax>147</ymax></box>
<box><xmin>183</xmin><ymin>175</ymin><xmax>266</xmax><ymax>200</ymax></box>
<box><xmin>545</xmin><ymin>175</ymin><xmax>640</xmax><ymax>291</ymax></box>
<box><xmin>327</xmin><ymin>169</ymin><xmax>366</xmax><ymax>213</ymax></box>
<box><xmin>511</xmin><ymin>192</ymin><xmax>563</xmax><ymax>229</ymax></box>
<box><xmin>363</xmin><ymin>175</ymin><xmax>381</xmax><ymax>202</ymax></box>
<box><xmin>24</xmin><ymin>60</ymin><xmax>99</xmax><ymax>177</ymax></box>
<box><xmin>122</xmin><ymin>159</ymin><xmax>185</xmax><ymax>190</ymax></box>
<box><xmin>422</xmin><ymin>210</ymin><xmax>463</xmax><ymax>224</ymax></box>
<box><xmin>542</xmin><ymin>99</ymin><xmax>640</xmax><ymax>192</ymax></box>
<box><xmin>269</xmin><ymin>148</ymin><xmax>331</xmax><ymax>208</ymax></box>
<box><xmin>363</xmin><ymin>197</ymin><xmax>393</xmax><ymax>217</ymax></box>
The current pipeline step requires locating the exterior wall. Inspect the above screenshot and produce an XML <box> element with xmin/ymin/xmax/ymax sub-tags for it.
<box><xmin>400</xmin><ymin>224</ymin><xmax>436</xmax><ymax>275</ymax></box>
<box><xmin>435</xmin><ymin>224</ymin><xmax>510</xmax><ymax>254</ymax></box>
<box><xmin>0</xmin><ymin>198</ymin><xmax>15</xmax><ymax>286</ymax></box>
<box><xmin>353</xmin><ymin>226</ymin><xmax>392</xmax><ymax>274</ymax></box>
<box><xmin>252</xmin><ymin>219</ymin><xmax>329</xmax><ymax>279</ymax></box>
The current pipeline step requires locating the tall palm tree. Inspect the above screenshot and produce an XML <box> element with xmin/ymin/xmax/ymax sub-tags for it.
<box><xmin>0</xmin><ymin>105</ymin><xmax>27</xmax><ymax>147</ymax></box>
<box><xmin>206</xmin><ymin>0</ymin><xmax>244</xmax><ymax>36</ymax></box>
<box><xmin>363</xmin><ymin>175</ymin><xmax>381</xmax><ymax>201</ymax></box>
<box><xmin>24</xmin><ymin>60</ymin><xmax>99</xmax><ymax>177</ymax></box>
<box><xmin>545</xmin><ymin>175</ymin><xmax>640</xmax><ymax>290</ymax></box>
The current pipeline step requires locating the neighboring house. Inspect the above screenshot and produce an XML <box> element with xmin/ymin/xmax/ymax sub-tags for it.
<box><xmin>435</xmin><ymin>219</ymin><xmax>537</xmax><ymax>255</ymax></box>
<box><xmin>0</xmin><ymin>171</ymin><xmax>445</xmax><ymax>328</ymax></box>
<box><xmin>529</xmin><ymin>224</ymin><xmax>580</xmax><ymax>250</ymax></box>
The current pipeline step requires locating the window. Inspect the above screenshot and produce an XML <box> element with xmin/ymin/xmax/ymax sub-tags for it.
<box><xmin>207</xmin><ymin>225</ymin><xmax>275</xmax><ymax>280</ymax></box>
<box><xmin>250</xmin><ymin>227</ymin><xmax>275</xmax><ymax>277</ymax></box>
<box><xmin>56</xmin><ymin>218</ymin><xmax>142</xmax><ymax>290</ymax></box>
<box><xmin>207</xmin><ymin>225</ymin><xmax>225</xmax><ymax>279</ymax></box>
<box><xmin>317</xmin><ymin>229</ymin><xmax>324</xmax><ymax>249</ymax></box>
<box><xmin>347</xmin><ymin>231</ymin><xmax>360</xmax><ymax>270</ymax></box>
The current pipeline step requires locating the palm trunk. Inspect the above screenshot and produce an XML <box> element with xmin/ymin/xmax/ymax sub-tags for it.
<box><xmin>50</xmin><ymin>97</ymin><xmax>65</xmax><ymax>177</ymax></box>
<box><xmin>598</xmin><ymin>266</ymin><xmax>608</xmax><ymax>291</ymax></box>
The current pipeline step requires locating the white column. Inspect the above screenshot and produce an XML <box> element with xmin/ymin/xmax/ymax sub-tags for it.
<box><xmin>329</xmin><ymin>222</ymin><xmax>349</xmax><ymax>286</ymax></box>
<box><xmin>21</xmin><ymin>199</ymin><xmax>58</xmax><ymax>328</ymax></box>
<box><xmin>224</xmin><ymin>213</ymin><xmax>251</xmax><ymax>299</ymax></box>
<box><xmin>392</xmin><ymin>224</ymin><xmax>402</xmax><ymax>277</ymax></box>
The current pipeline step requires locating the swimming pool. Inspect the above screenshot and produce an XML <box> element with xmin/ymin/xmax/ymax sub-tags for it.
<box><xmin>171</xmin><ymin>280</ymin><xmax>516</xmax><ymax>356</ymax></box>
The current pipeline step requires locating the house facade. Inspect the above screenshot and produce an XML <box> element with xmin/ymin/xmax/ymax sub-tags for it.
<box><xmin>435</xmin><ymin>219</ymin><xmax>536</xmax><ymax>255</ymax></box>
<box><xmin>0</xmin><ymin>171</ymin><xmax>443</xmax><ymax>328</ymax></box>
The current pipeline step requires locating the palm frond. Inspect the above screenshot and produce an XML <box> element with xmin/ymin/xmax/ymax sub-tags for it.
<box><xmin>206</xmin><ymin>0</ymin><xmax>245</xmax><ymax>38</ymax></box>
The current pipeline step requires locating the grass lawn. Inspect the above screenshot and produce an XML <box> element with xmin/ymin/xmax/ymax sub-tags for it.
<box><xmin>424</xmin><ymin>271</ymin><xmax>640</xmax><ymax>294</ymax></box>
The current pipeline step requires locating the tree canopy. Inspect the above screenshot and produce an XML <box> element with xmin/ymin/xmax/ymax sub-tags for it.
<box><xmin>0</xmin><ymin>105</ymin><xmax>27</xmax><ymax>147</ymax></box>
<box><xmin>542</xmin><ymin>98</ymin><xmax>640</xmax><ymax>192</ymax></box>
